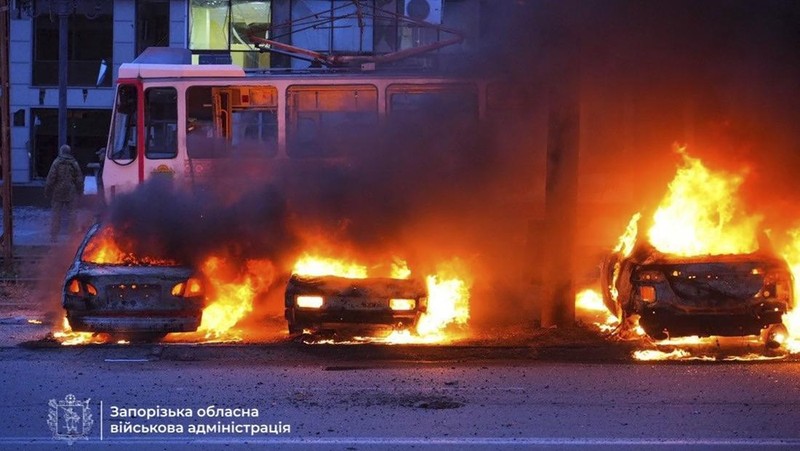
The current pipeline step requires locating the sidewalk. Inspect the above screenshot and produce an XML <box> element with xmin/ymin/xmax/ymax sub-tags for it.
<box><xmin>2</xmin><ymin>179</ymin><xmax>103</xmax><ymax>246</ymax></box>
<box><xmin>0</xmin><ymin>206</ymin><xmax>97</xmax><ymax>246</ymax></box>
<box><xmin>7</xmin><ymin>176</ymin><xmax>100</xmax><ymax>208</ymax></box>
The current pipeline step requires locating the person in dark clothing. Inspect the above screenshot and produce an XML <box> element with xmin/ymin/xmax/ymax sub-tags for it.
<box><xmin>44</xmin><ymin>144</ymin><xmax>84</xmax><ymax>241</ymax></box>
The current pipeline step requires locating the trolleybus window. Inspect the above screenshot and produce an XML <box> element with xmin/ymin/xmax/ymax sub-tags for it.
<box><xmin>186</xmin><ymin>85</ymin><xmax>278</xmax><ymax>158</ymax></box>
<box><xmin>108</xmin><ymin>84</ymin><xmax>138</xmax><ymax>162</ymax></box>
<box><xmin>145</xmin><ymin>87</ymin><xmax>178</xmax><ymax>159</ymax></box>
<box><xmin>286</xmin><ymin>85</ymin><xmax>378</xmax><ymax>159</ymax></box>
<box><xmin>486</xmin><ymin>82</ymin><xmax>537</xmax><ymax>119</ymax></box>
<box><xmin>387</xmin><ymin>84</ymin><xmax>478</xmax><ymax>126</ymax></box>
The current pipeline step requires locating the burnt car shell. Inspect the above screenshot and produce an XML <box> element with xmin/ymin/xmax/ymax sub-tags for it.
<box><xmin>284</xmin><ymin>274</ymin><xmax>427</xmax><ymax>334</ymax></box>
<box><xmin>602</xmin><ymin>242</ymin><xmax>793</xmax><ymax>339</ymax></box>
<box><xmin>63</xmin><ymin>223</ymin><xmax>204</xmax><ymax>336</ymax></box>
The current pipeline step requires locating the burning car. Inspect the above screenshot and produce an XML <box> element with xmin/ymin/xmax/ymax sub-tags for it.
<box><xmin>62</xmin><ymin>223</ymin><xmax>205</xmax><ymax>340</ymax></box>
<box><xmin>601</xmin><ymin>238</ymin><xmax>793</xmax><ymax>346</ymax></box>
<box><xmin>284</xmin><ymin>274</ymin><xmax>427</xmax><ymax>335</ymax></box>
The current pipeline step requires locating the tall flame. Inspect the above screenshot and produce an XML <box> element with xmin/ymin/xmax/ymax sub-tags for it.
<box><xmin>607</xmin><ymin>213</ymin><xmax>643</xmax><ymax>306</ymax></box>
<box><xmin>778</xmin><ymin>228</ymin><xmax>800</xmax><ymax>353</ymax></box>
<box><xmin>194</xmin><ymin>256</ymin><xmax>275</xmax><ymax>340</ymax></box>
<box><xmin>615</xmin><ymin>213</ymin><xmax>641</xmax><ymax>257</ymax></box>
<box><xmin>647</xmin><ymin>148</ymin><xmax>761</xmax><ymax>256</ymax></box>
<box><xmin>583</xmin><ymin>147</ymin><xmax>791</xmax><ymax>360</ymax></box>
<box><xmin>416</xmin><ymin>272</ymin><xmax>470</xmax><ymax>337</ymax></box>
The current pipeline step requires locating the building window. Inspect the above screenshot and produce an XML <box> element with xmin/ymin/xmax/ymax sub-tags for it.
<box><xmin>31</xmin><ymin>108</ymin><xmax>111</xmax><ymax>178</ymax></box>
<box><xmin>189</xmin><ymin>0</ymin><xmax>272</xmax><ymax>69</ymax></box>
<box><xmin>289</xmin><ymin>0</ymin><xmax>373</xmax><ymax>54</ymax></box>
<box><xmin>137</xmin><ymin>0</ymin><xmax>171</xmax><ymax>56</ymax></box>
<box><xmin>32</xmin><ymin>2</ymin><xmax>113</xmax><ymax>87</ymax></box>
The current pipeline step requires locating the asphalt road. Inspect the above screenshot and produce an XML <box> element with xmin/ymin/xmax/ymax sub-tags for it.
<box><xmin>0</xmin><ymin>340</ymin><xmax>799</xmax><ymax>450</ymax></box>
<box><xmin>1</xmin><ymin>230</ymin><xmax>798</xmax><ymax>450</ymax></box>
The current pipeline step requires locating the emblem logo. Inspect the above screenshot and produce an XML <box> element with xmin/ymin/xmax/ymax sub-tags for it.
<box><xmin>48</xmin><ymin>394</ymin><xmax>93</xmax><ymax>444</ymax></box>
<box><xmin>152</xmin><ymin>164</ymin><xmax>176</xmax><ymax>177</ymax></box>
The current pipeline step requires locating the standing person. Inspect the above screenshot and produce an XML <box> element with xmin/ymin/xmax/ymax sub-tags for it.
<box><xmin>44</xmin><ymin>144</ymin><xmax>84</xmax><ymax>242</ymax></box>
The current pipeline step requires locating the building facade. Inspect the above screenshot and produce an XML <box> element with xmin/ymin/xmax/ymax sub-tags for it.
<box><xmin>7</xmin><ymin>0</ymin><xmax>480</xmax><ymax>184</ymax></box>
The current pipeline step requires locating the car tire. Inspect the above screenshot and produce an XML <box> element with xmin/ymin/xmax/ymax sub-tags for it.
<box><xmin>288</xmin><ymin>324</ymin><xmax>304</xmax><ymax>335</ymax></box>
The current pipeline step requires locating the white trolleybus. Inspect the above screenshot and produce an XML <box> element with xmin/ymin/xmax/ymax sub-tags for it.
<box><xmin>99</xmin><ymin>49</ymin><xmax>531</xmax><ymax>198</ymax></box>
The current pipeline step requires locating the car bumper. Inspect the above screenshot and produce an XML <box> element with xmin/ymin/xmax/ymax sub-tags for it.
<box><xmin>66</xmin><ymin>310</ymin><xmax>202</xmax><ymax>334</ymax></box>
<box><xmin>637</xmin><ymin>301</ymin><xmax>787</xmax><ymax>337</ymax></box>
<box><xmin>286</xmin><ymin>308</ymin><xmax>420</xmax><ymax>332</ymax></box>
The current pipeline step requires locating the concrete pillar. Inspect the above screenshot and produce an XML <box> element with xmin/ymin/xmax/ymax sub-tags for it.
<box><xmin>540</xmin><ymin>29</ymin><xmax>580</xmax><ymax>328</ymax></box>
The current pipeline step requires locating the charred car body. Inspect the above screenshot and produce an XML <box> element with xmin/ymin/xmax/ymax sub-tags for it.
<box><xmin>602</xmin><ymin>241</ymin><xmax>793</xmax><ymax>344</ymax></box>
<box><xmin>285</xmin><ymin>274</ymin><xmax>427</xmax><ymax>335</ymax></box>
<box><xmin>63</xmin><ymin>223</ymin><xmax>205</xmax><ymax>339</ymax></box>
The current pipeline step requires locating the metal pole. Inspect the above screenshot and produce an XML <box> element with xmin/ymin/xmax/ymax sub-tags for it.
<box><xmin>0</xmin><ymin>0</ymin><xmax>13</xmax><ymax>268</ymax></box>
<box><xmin>58</xmin><ymin>1</ymin><xmax>69</xmax><ymax>147</ymax></box>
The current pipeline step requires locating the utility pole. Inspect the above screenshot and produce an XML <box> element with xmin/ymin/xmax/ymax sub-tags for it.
<box><xmin>0</xmin><ymin>0</ymin><xmax>12</xmax><ymax>269</ymax></box>
<box><xmin>57</xmin><ymin>0</ymin><xmax>70</xmax><ymax>147</ymax></box>
<box><xmin>540</xmin><ymin>28</ymin><xmax>581</xmax><ymax>328</ymax></box>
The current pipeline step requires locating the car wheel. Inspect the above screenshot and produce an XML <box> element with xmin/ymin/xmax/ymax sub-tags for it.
<box><xmin>288</xmin><ymin>324</ymin><xmax>301</xmax><ymax>335</ymax></box>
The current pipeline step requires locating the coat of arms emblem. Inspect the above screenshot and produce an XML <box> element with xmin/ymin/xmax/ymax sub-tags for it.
<box><xmin>48</xmin><ymin>394</ymin><xmax>93</xmax><ymax>444</ymax></box>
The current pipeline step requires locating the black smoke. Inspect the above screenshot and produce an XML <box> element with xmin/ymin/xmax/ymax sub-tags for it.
<box><xmin>106</xmin><ymin>177</ymin><xmax>298</xmax><ymax>268</ymax></box>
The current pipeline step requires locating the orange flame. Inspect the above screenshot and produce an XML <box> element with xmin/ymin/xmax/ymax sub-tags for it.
<box><xmin>416</xmin><ymin>270</ymin><xmax>471</xmax><ymax>338</ymax></box>
<box><xmin>53</xmin><ymin>317</ymin><xmax>111</xmax><ymax>346</ymax></box>
<box><xmin>600</xmin><ymin>148</ymin><xmax>788</xmax><ymax>360</ymax></box>
<box><xmin>378</xmin><ymin>268</ymin><xmax>472</xmax><ymax>344</ymax></box>
<box><xmin>614</xmin><ymin>213</ymin><xmax>641</xmax><ymax>257</ymax></box>
<box><xmin>607</xmin><ymin>214</ymin><xmax>643</xmax><ymax>307</ymax></box>
<box><xmin>293</xmin><ymin>254</ymin><xmax>367</xmax><ymax>278</ymax></box>
<box><xmin>647</xmin><ymin>148</ymin><xmax>761</xmax><ymax>256</ymax></box>
<box><xmin>391</xmin><ymin>258</ymin><xmax>412</xmax><ymax>279</ymax></box>
<box><xmin>778</xmin><ymin>228</ymin><xmax>800</xmax><ymax>353</ymax></box>
<box><xmin>82</xmin><ymin>227</ymin><xmax>178</xmax><ymax>266</ymax></box>
<box><xmin>633</xmin><ymin>349</ymin><xmax>693</xmax><ymax>361</ymax></box>
<box><xmin>192</xmin><ymin>256</ymin><xmax>275</xmax><ymax>341</ymax></box>
<box><xmin>575</xmin><ymin>289</ymin><xmax>619</xmax><ymax>333</ymax></box>
<box><xmin>632</xmin><ymin>334</ymin><xmax>785</xmax><ymax>361</ymax></box>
